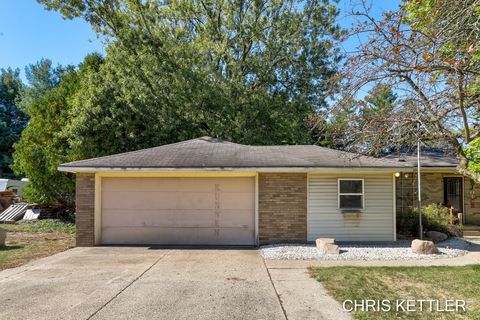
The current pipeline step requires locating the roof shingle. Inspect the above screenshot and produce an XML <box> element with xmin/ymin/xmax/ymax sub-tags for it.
<box><xmin>58</xmin><ymin>136</ymin><xmax>409</xmax><ymax>170</ymax></box>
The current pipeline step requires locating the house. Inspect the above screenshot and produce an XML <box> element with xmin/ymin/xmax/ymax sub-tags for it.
<box><xmin>59</xmin><ymin>137</ymin><xmax>411</xmax><ymax>246</ymax></box>
<box><xmin>386</xmin><ymin>149</ymin><xmax>480</xmax><ymax>226</ymax></box>
<box><xmin>0</xmin><ymin>178</ymin><xmax>29</xmax><ymax>198</ymax></box>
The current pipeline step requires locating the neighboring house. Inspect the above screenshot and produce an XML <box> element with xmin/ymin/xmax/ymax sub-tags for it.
<box><xmin>58</xmin><ymin>137</ymin><xmax>410</xmax><ymax>246</ymax></box>
<box><xmin>0</xmin><ymin>178</ymin><xmax>29</xmax><ymax>198</ymax></box>
<box><xmin>385</xmin><ymin>150</ymin><xmax>480</xmax><ymax>226</ymax></box>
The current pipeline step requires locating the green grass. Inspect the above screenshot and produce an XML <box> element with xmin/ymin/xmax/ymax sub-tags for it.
<box><xmin>1</xmin><ymin>219</ymin><xmax>75</xmax><ymax>234</ymax></box>
<box><xmin>310</xmin><ymin>265</ymin><xmax>480</xmax><ymax>320</ymax></box>
<box><xmin>0</xmin><ymin>219</ymin><xmax>75</xmax><ymax>270</ymax></box>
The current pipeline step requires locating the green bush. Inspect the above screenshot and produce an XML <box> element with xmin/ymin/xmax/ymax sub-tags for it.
<box><xmin>396</xmin><ymin>209</ymin><xmax>420</xmax><ymax>237</ymax></box>
<box><xmin>422</xmin><ymin>203</ymin><xmax>450</xmax><ymax>234</ymax></box>
<box><xmin>397</xmin><ymin>204</ymin><xmax>462</xmax><ymax>238</ymax></box>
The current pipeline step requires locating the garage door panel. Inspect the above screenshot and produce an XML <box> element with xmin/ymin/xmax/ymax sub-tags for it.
<box><xmin>101</xmin><ymin>226</ymin><xmax>254</xmax><ymax>245</ymax></box>
<box><xmin>103</xmin><ymin>209</ymin><xmax>254</xmax><ymax>229</ymax></box>
<box><xmin>212</xmin><ymin>178</ymin><xmax>254</xmax><ymax>192</ymax></box>
<box><xmin>101</xmin><ymin>177</ymin><xmax>255</xmax><ymax>245</ymax></box>
<box><xmin>102</xmin><ymin>191</ymin><xmax>216</xmax><ymax>210</ymax></box>
<box><xmin>217</xmin><ymin>210</ymin><xmax>255</xmax><ymax>227</ymax></box>
<box><xmin>219</xmin><ymin>193</ymin><xmax>255</xmax><ymax>210</ymax></box>
<box><xmin>102</xmin><ymin>209</ymin><xmax>216</xmax><ymax>228</ymax></box>
<box><xmin>102</xmin><ymin>178</ymin><xmax>181</xmax><ymax>192</ymax></box>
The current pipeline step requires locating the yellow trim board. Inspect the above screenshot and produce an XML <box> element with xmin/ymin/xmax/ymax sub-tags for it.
<box><xmin>97</xmin><ymin>171</ymin><xmax>257</xmax><ymax>178</ymax></box>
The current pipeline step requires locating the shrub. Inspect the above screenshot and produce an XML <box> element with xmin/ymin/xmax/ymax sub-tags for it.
<box><xmin>396</xmin><ymin>209</ymin><xmax>420</xmax><ymax>237</ymax></box>
<box><xmin>422</xmin><ymin>203</ymin><xmax>450</xmax><ymax>234</ymax></box>
<box><xmin>396</xmin><ymin>204</ymin><xmax>462</xmax><ymax>238</ymax></box>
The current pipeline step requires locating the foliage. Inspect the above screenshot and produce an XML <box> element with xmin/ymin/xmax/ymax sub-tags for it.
<box><xmin>396</xmin><ymin>209</ymin><xmax>420</xmax><ymax>238</ymax></box>
<box><xmin>397</xmin><ymin>204</ymin><xmax>461</xmax><ymax>237</ymax></box>
<box><xmin>37</xmin><ymin>0</ymin><xmax>342</xmax><ymax>159</ymax></box>
<box><xmin>310</xmin><ymin>265</ymin><xmax>480</xmax><ymax>319</ymax></box>
<box><xmin>4</xmin><ymin>219</ymin><xmax>76</xmax><ymax>234</ymax></box>
<box><xmin>12</xmin><ymin>55</ymin><xmax>103</xmax><ymax>204</ymax></box>
<box><xmin>0</xmin><ymin>68</ymin><xmax>27</xmax><ymax>178</ymax></box>
<box><xmin>422</xmin><ymin>203</ymin><xmax>451</xmax><ymax>233</ymax></box>
<box><xmin>329</xmin><ymin>0</ymin><xmax>480</xmax><ymax>179</ymax></box>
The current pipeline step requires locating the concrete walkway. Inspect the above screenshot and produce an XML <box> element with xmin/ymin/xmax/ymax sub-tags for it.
<box><xmin>266</xmin><ymin>267</ymin><xmax>350</xmax><ymax>320</ymax></box>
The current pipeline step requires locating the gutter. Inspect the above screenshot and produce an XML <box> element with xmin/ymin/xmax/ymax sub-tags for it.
<box><xmin>58</xmin><ymin>166</ymin><xmax>411</xmax><ymax>174</ymax></box>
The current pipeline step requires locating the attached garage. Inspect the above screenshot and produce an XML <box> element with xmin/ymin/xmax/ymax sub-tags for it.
<box><xmin>100</xmin><ymin>177</ymin><xmax>255</xmax><ymax>245</ymax></box>
<box><xmin>59</xmin><ymin>137</ymin><xmax>405</xmax><ymax>247</ymax></box>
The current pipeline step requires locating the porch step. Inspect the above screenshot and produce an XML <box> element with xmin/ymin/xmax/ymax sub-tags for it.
<box><xmin>463</xmin><ymin>225</ymin><xmax>480</xmax><ymax>230</ymax></box>
<box><xmin>463</xmin><ymin>230</ymin><xmax>480</xmax><ymax>236</ymax></box>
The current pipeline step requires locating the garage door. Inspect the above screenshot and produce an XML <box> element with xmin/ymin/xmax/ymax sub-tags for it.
<box><xmin>101</xmin><ymin>177</ymin><xmax>255</xmax><ymax>245</ymax></box>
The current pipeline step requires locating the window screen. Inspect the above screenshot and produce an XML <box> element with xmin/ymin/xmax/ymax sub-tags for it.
<box><xmin>338</xmin><ymin>179</ymin><xmax>364</xmax><ymax>209</ymax></box>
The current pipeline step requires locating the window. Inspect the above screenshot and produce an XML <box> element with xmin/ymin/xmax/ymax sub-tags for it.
<box><xmin>338</xmin><ymin>179</ymin><xmax>364</xmax><ymax>209</ymax></box>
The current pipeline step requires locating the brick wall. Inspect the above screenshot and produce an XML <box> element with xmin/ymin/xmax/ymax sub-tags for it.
<box><xmin>258</xmin><ymin>173</ymin><xmax>307</xmax><ymax>244</ymax></box>
<box><xmin>76</xmin><ymin>173</ymin><xmax>95</xmax><ymax>246</ymax></box>
<box><xmin>396</xmin><ymin>172</ymin><xmax>480</xmax><ymax>225</ymax></box>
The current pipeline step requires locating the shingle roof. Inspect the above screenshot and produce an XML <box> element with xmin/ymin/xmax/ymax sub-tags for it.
<box><xmin>58</xmin><ymin>136</ymin><xmax>409</xmax><ymax>170</ymax></box>
<box><xmin>384</xmin><ymin>149</ymin><xmax>458</xmax><ymax>168</ymax></box>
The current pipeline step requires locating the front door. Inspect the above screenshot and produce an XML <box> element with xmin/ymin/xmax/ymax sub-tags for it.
<box><xmin>444</xmin><ymin>177</ymin><xmax>463</xmax><ymax>215</ymax></box>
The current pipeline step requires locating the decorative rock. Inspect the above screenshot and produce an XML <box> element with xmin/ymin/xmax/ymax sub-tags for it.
<box><xmin>426</xmin><ymin>231</ymin><xmax>448</xmax><ymax>244</ymax></box>
<box><xmin>0</xmin><ymin>227</ymin><xmax>5</xmax><ymax>247</ymax></box>
<box><xmin>411</xmin><ymin>239</ymin><xmax>439</xmax><ymax>254</ymax></box>
<box><xmin>316</xmin><ymin>238</ymin><xmax>340</xmax><ymax>255</ymax></box>
<box><xmin>315</xmin><ymin>238</ymin><xmax>336</xmax><ymax>246</ymax></box>
<box><xmin>318</xmin><ymin>243</ymin><xmax>340</xmax><ymax>255</ymax></box>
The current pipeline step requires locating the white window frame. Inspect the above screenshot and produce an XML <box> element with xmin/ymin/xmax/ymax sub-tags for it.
<box><xmin>338</xmin><ymin>178</ymin><xmax>365</xmax><ymax>210</ymax></box>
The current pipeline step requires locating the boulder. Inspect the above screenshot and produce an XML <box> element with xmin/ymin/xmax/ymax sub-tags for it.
<box><xmin>316</xmin><ymin>238</ymin><xmax>340</xmax><ymax>255</ymax></box>
<box><xmin>411</xmin><ymin>239</ymin><xmax>440</xmax><ymax>254</ymax></box>
<box><xmin>315</xmin><ymin>238</ymin><xmax>336</xmax><ymax>246</ymax></box>
<box><xmin>0</xmin><ymin>227</ymin><xmax>5</xmax><ymax>247</ymax></box>
<box><xmin>317</xmin><ymin>243</ymin><xmax>340</xmax><ymax>255</ymax></box>
<box><xmin>426</xmin><ymin>231</ymin><xmax>448</xmax><ymax>244</ymax></box>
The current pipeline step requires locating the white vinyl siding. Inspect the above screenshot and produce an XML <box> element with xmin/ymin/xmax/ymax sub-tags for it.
<box><xmin>308</xmin><ymin>173</ymin><xmax>394</xmax><ymax>241</ymax></box>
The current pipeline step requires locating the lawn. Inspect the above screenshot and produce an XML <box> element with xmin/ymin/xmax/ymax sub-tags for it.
<box><xmin>0</xmin><ymin>220</ymin><xmax>75</xmax><ymax>271</ymax></box>
<box><xmin>310</xmin><ymin>265</ymin><xmax>480</xmax><ymax>320</ymax></box>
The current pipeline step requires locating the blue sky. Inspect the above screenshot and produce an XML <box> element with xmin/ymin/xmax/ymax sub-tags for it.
<box><xmin>0</xmin><ymin>0</ymin><xmax>401</xmax><ymax>82</ymax></box>
<box><xmin>0</xmin><ymin>1</ymin><xmax>104</xmax><ymax>79</ymax></box>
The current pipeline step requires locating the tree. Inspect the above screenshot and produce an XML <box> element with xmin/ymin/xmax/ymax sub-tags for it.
<box><xmin>0</xmin><ymin>68</ymin><xmax>26</xmax><ymax>178</ymax></box>
<box><xmin>12</xmin><ymin>55</ymin><xmax>104</xmax><ymax>204</ymax></box>
<box><xmin>38</xmin><ymin>0</ymin><xmax>342</xmax><ymax>156</ymax></box>
<box><xmin>330</xmin><ymin>0</ymin><xmax>480</xmax><ymax>178</ymax></box>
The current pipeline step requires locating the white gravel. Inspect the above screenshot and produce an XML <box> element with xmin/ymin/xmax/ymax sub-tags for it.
<box><xmin>260</xmin><ymin>238</ymin><xmax>470</xmax><ymax>261</ymax></box>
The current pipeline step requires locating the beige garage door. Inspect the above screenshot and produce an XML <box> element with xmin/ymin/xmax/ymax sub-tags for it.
<box><xmin>101</xmin><ymin>177</ymin><xmax>255</xmax><ymax>245</ymax></box>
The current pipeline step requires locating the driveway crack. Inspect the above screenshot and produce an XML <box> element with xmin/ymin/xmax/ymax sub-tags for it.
<box><xmin>262</xmin><ymin>257</ymin><xmax>288</xmax><ymax>320</ymax></box>
<box><xmin>86</xmin><ymin>250</ymin><xmax>170</xmax><ymax>320</ymax></box>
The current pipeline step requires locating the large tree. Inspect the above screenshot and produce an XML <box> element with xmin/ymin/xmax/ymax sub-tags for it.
<box><xmin>330</xmin><ymin>0</ymin><xmax>480</xmax><ymax>179</ymax></box>
<box><xmin>0</xmin><ymin>68</ymin><xmax>26</xmax><ymax>178</ymax></box>
<box><xmin>13</xmin><ymin>55</ymin><xmax>104</xmax><ymax>204</ymax></box>
<box><xmin>38</xmin><ymin>0</ymin><xmax>342</xmax><ymax>158</ymax></box>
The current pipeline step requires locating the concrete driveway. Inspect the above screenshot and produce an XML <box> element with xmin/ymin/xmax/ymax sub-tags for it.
<box><xmin>0</xmin><ymin>247</ymin><xmax>348</xmax><ymax>320</ymax></box>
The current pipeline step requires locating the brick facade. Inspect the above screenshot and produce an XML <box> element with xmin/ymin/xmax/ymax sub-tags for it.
<box><xmin>76</xmin><ymin>173</ymin><xmax>95</xmax><ymax>246</ymax></box>
<box><xmin>258</xmin><ymin>173</ymin><xmax>307</xmax><ymax>244</ymax></box>
<box><xmin>396</xmin><ymin>172</ymin><xmax>480</xmax><ymax>225</ymax></box>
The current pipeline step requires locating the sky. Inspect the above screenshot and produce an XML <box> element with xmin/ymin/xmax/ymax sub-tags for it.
<box><xmin>0</xmin><ymin>0</ymin><xmax>401</xmax><ymax>82</ymax></box>
<box><xmin>0</xmin><ymin>1</ymin><xmax>104</xmax><ymax>80</ymax></box>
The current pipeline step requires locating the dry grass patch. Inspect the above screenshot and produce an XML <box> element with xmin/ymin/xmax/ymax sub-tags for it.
<box><xmin>310</xmin><ymin>265</ymin><xmax>480</xmax><ymax>320</ymax></box>
<box><xmin>0</xmin><ymin>220</ymin><xmax>75</xmax><ymax>270</ymax></box>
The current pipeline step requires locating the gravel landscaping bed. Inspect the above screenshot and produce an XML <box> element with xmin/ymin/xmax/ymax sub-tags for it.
<box><xmin>260</xmin><ymin>238</ymin><xmax>470</xmax><ymax>260</ymax></box>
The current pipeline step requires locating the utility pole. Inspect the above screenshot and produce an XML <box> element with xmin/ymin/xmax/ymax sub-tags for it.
<box><xmin>417</xmin><ymin>140</ymin><xmax>423</xmax><ymax>239</ymax></box>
